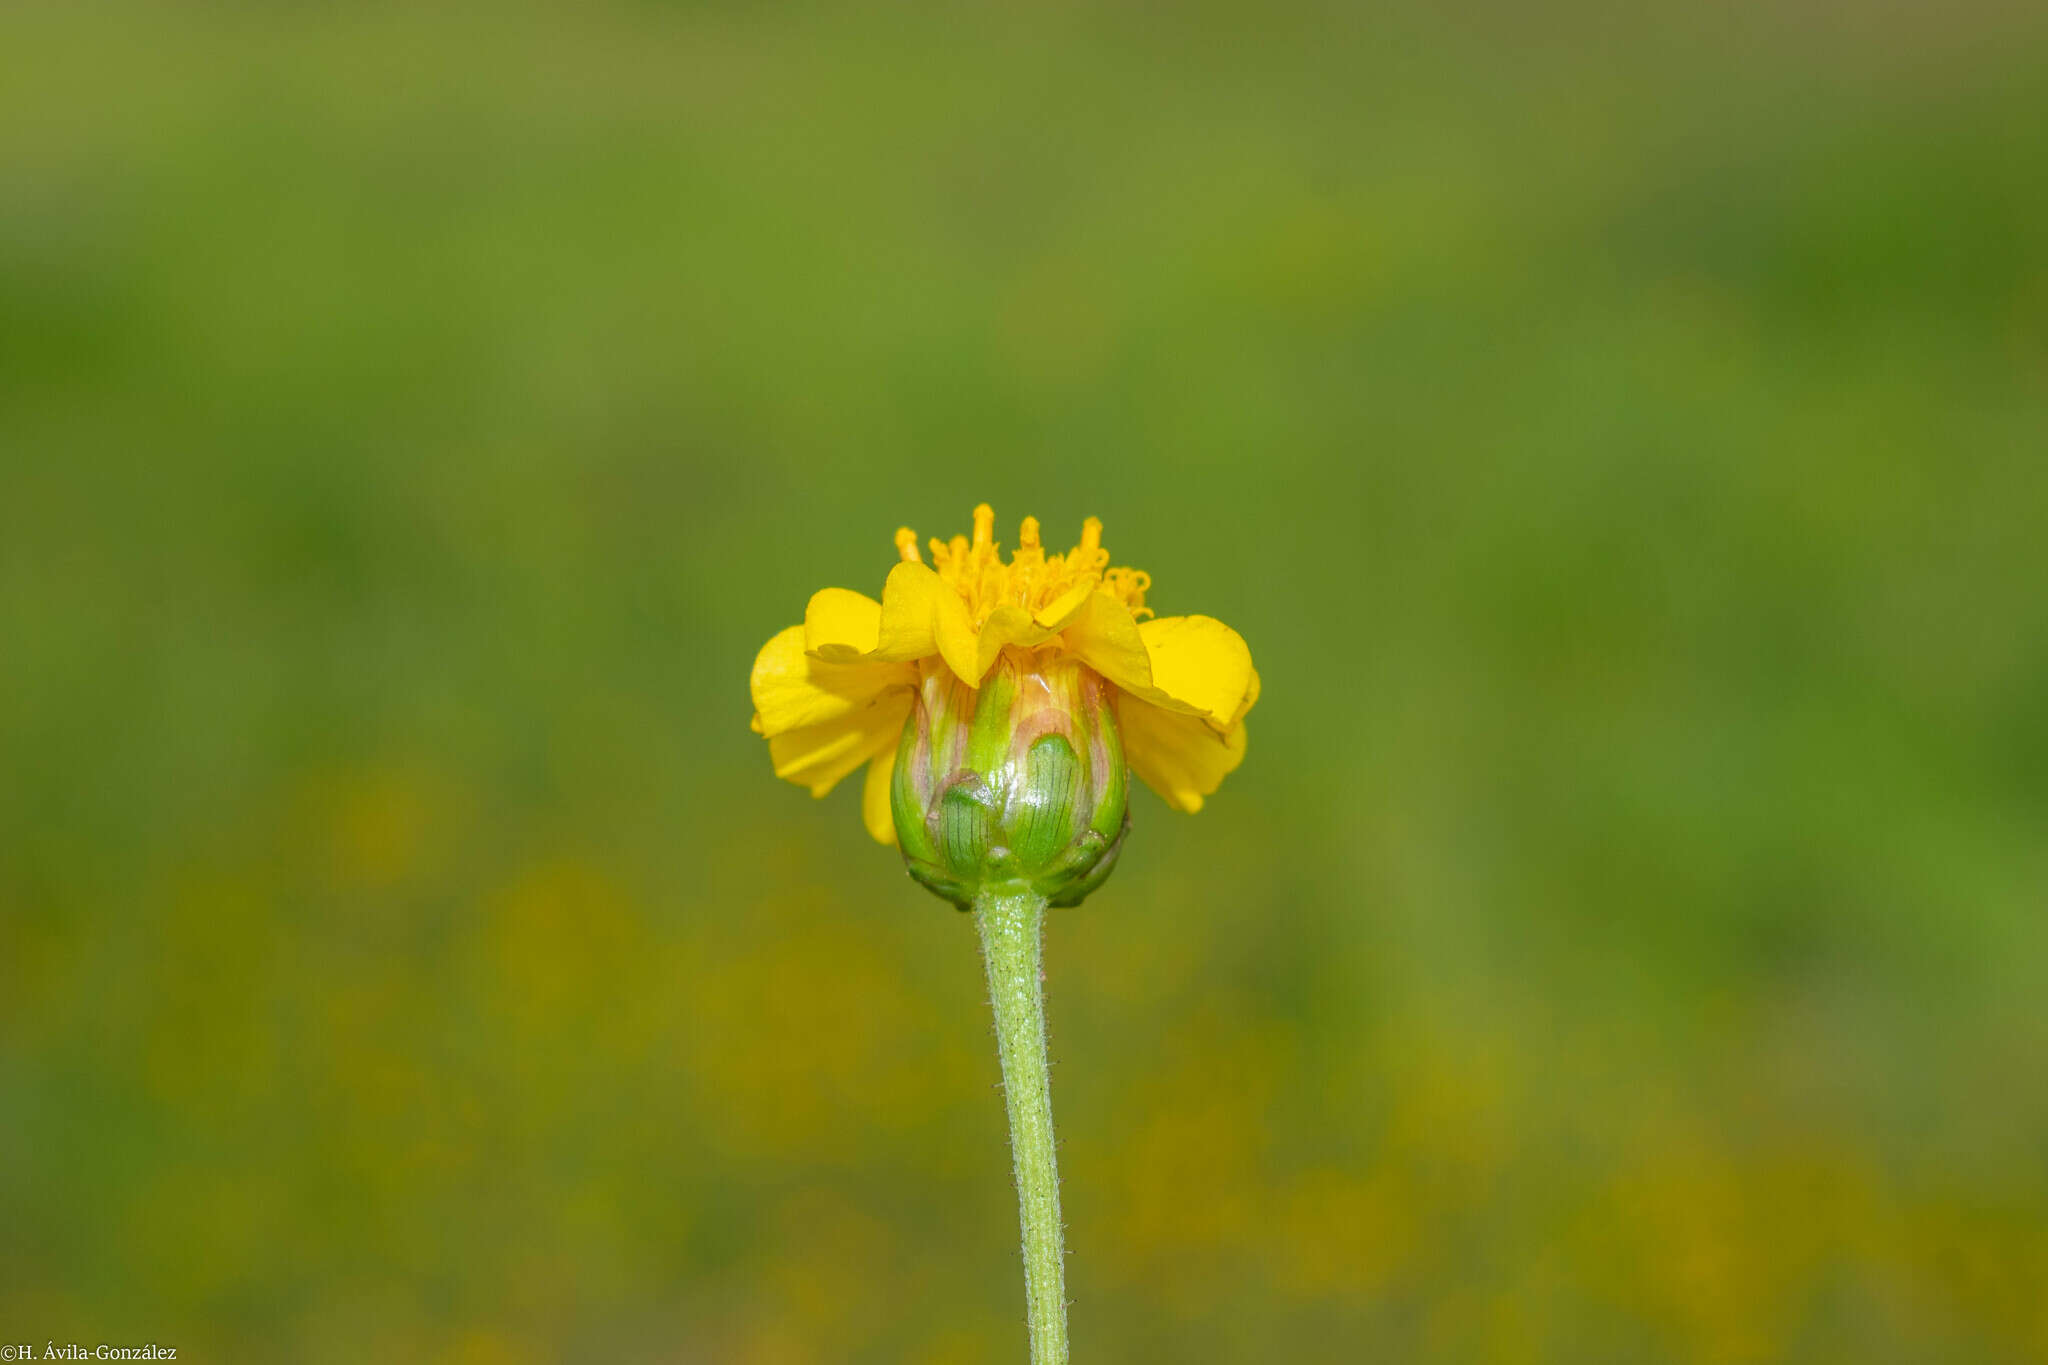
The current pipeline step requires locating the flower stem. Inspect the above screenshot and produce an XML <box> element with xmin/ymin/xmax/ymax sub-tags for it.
<box><xmin>975</xmin><ymin>888</ymin><xmax>1069</xmax><ymax>1365</ymax></box>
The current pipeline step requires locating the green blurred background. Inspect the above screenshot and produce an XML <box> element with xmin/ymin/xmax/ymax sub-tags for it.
<box><xmin>4</xmin><ymin>2</ymin><xmax>2047</xmax><ymax>1361</ymax></box>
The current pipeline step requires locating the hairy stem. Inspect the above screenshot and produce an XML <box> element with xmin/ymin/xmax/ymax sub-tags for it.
<box><xmin>975</xmin><ymin>888</ymin><xmax>1069</xmax><ymax>1365</ymax></box>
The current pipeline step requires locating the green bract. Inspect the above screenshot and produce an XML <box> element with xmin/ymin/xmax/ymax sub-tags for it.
<box><xmin>890</xmin><ymin>653</ymin><xmax>1129</xmax><ymax>909</ymax></box>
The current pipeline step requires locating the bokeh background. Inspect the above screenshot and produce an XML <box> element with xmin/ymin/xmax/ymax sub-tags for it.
<box><xmin>5</xmin><ymin>2</ymin><xmax>2047</xmax><ymax>1361</ymax></box>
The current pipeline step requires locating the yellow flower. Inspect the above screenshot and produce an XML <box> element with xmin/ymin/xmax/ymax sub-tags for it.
<box><xmin>749</xmin><ymin>504</ymin><xmax>1260</xmax><ymax>852</ymax></box>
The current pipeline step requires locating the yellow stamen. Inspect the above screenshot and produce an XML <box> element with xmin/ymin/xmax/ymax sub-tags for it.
<box><xmin>917</xmin><ymin>505</ymin><xmax>1151</xmax><ymax>629</ymax></box>
<box><xmin>895</xmin><ymin>527</ymin><xmax>923</xmax><ymax>564</ymax></box>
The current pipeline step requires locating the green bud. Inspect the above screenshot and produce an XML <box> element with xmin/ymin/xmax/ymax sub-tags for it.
<box><xmin>891</xmin><ymin>652</ymin><xmax>1129</xmax><ymax>909</ymax></box>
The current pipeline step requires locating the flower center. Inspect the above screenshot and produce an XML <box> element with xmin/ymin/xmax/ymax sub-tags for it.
<box><xmin>895</xmin><ymin>503</ymin><xmax>1151</xmax><ymax>630</ymax></box>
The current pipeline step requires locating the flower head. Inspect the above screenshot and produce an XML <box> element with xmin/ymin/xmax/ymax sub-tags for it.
<box><xmin>749</xmin><ymin>504</ymin><xmax>1259</xmax><ymax>901</ymax></box>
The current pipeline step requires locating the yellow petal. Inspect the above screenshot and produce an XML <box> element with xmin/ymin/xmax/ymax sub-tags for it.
<box><xmin>873</xmin><ymin>559</ymin><xmax>981</xmax><ymax>679</ymax></box>
<box><xmin>804</xmin><ymin>588</ymin><xmax>881</xmax><ymax>661</ymax></box>
<box><xmin>1136</xmin><ymin>615</ymin><xmax>1256</xmax><ymax>729</ymax></box>
<box><xmin>1033</xmin><ymin>577</ymin><xmax>1097</xmax><ymax>631</ymax></box>
<box><xmin>874</xmin><ymin>561</ymin><xmax>944</xmax><ymax>661</ymax></box>
<box><xmin>1233</xmin><ymin>665</ymin><xmax>1262</xmax><ymax>725</ymax></box>
<box><xmin>974</xmin><ymin>604</ymin><xmax>1056</xmax><ymax>681</ymax></box>
<box><xmin>767</xmin><ymin>693</ymin><xmax>913</xmax><ymax>797</ymax></box>
<box><xmin>933</xmin><ymin>583</ymin><xmax>981</xmax><ymax>685</ymax></box>
<box><xmin>1060</xmin><ymin>590</ymin><xmax>1154</xmax><ymax>695</ymax></box>
<box><xmin>1119</xmin><ymin>694</ymin><xmax>1247</xmax><ymax>813</ymax></box>
<box><xmin>862</xmin><ymin>745</ymin><xmax>898</xmax><ymax>846</ymax></box>
<box><xmin>751</xmin><ymin>626</ymin><xmax>915</xmax><ymax>738</ymax></box>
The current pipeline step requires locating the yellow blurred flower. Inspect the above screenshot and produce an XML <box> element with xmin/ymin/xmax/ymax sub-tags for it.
<box><xmin>749</xmin><ymin>503</ymin><xmax>1260</xmax><ymax>844</ymax></box>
